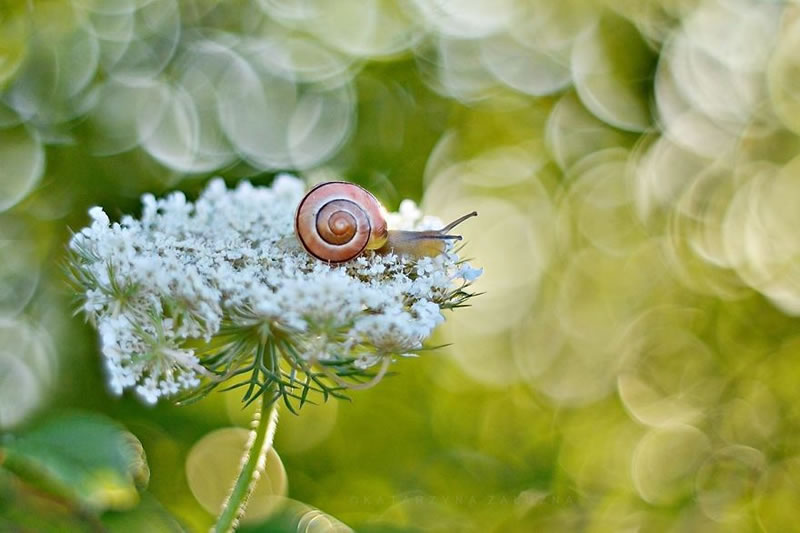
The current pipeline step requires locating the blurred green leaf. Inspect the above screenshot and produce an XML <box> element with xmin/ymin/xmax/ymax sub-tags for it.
<box><xmin>101</xmin><ymin>493</ymin><xmax>184</xmax><ymax>533</ymax></box>
<box><xmin>0</xmin><ymin>411</ymin><xmax>149</xmax><ymax>513</ymax></box>
<box><xmin>0</xmin><ymin>468</ymin><xmax>100</xmax><ymax>532</ymax></box>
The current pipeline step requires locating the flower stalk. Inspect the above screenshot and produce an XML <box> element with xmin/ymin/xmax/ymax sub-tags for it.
<box><xmin>214</xmin><ymin>337</ymin><xmax>280</xmax><ymax>533</ymax></box>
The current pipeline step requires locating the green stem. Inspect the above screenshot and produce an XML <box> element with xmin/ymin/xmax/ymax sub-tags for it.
<box><xmin>214</xmin><ymin>350</ymin><xmax>280</xmax><ymax>532</ymax></box>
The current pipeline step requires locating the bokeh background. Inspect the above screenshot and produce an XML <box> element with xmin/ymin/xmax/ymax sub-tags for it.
<box><xmin>3</xmin><ymin>0</ymin><xmax>800</xmax><ymax>531</ymax></box>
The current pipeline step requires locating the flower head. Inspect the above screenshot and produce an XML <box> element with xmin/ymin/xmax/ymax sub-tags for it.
<box><xmin>67</xmin><ymin>175</ymin><xmax>481</xmax><ymax>406</ymax></box>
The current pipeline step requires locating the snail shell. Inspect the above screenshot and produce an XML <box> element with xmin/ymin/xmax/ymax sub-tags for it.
<box><xmin>294</xmin><ymin>181</ymin><xmax>388</xmax><ymax>263</ymax></box>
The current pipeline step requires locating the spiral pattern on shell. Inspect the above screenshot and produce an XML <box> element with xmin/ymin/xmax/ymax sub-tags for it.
<box><xmin>295</xmin><ymin>182</ymin><xmax>389</xmax><ymax>263</ymax></box>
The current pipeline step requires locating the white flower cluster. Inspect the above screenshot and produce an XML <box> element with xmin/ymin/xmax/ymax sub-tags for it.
<box><xmin>69</xmin><ymin>176</ymin><xmax>481</xmax><ymax>404</ymax></box>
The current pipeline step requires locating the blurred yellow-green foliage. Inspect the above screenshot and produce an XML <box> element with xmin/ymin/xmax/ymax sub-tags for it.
<box><xmin>3</xmin><ymin>0</ymin><xmax>800</xmax><ymax>531</ymax></box>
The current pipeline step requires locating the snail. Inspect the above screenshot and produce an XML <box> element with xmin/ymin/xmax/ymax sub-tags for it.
<box><xmin>294</xmin><ymin>181</ymin><xmax>477</xmax><ymax>263</ymax></box>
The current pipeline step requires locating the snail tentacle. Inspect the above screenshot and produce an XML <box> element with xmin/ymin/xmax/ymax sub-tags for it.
<box><xmin>438</xmin><ymin>211</ymin><xmax>478</xmax><ymax>234</ymax></box>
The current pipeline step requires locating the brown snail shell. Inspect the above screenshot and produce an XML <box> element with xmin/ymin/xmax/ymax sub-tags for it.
<box><xmin>295</xmin><ymin>181</ymin><xmax>388</xmax><ymax>263</ymax></box>
<box><xmin>294</xmin><ymin>181</ymin><xmax>476</xmax><ymax>264</ymax></box>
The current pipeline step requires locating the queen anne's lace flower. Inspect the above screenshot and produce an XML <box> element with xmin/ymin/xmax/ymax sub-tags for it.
<box><xmin>67</xmin><ymin>175</ymin><xmax>481</xmax><ymax>405</ymax></box>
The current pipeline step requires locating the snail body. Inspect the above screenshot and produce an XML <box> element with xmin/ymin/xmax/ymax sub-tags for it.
<box><xmin>294</xmin><ymin>181</ymin><xmax>476</xmax><ymax>263</ymax></box>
